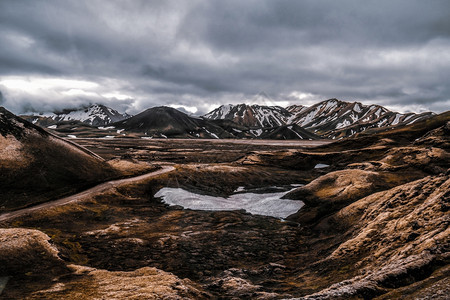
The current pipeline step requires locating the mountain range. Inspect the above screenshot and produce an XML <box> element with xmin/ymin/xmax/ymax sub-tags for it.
<box><xmin>205</xmin><ymin>99</ymin><xmax>434</xmax><ymax>139</ymax></box>
<box><xmin>20</xmin><ymin>98</ymin><xmax>435</xmax><ymax>140</ymax></box>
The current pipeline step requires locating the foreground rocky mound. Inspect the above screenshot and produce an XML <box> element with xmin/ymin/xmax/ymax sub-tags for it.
<box><xmin>0</xmin><ymin>107</ymin><xmax>118</xmax><ymax>211</ymax></box>
<box><xmin>0</xmin><ymin>228</ymin><xmax>67</xmax><ymax>277</ymax></box>
<box><xmin>290</xmin><ymin>174</ymin><xmax>449</xmax><ymax>299</ymax></box>
<box><xmin>0</xmin><ymin>228</ymin><xmax>207</xmax><ymax>299</ymax></box>
<box><xmin>282</xmin><ymin>117</ymin><xmax>449</xmax><ymax>298</ymax></box>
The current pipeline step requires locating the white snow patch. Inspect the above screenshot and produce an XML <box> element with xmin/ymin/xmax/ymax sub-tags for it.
<box><xmin>336</xmin><ymin>119</ymin><xmax>351</xmax><ymax>129</ymax></box>
<box><xmin>67</xmin><ymin>135</ymin><xmax>77</xmax><ymax>138</ymax></box>
<box><xmin>392</xmin><ymin>113</ymin><xmax>401</xmax><ymax>125</ymax></box>
<box><xmin>202</xmin><ymin>127</ymin><xmax>219</xmax><ymax>139</ymax></box>
<box><xmin>407</xmin><ymin>118</ymin><xmax>419</xmax><ymax>125</ymax></box>
<box><xmin>349</xmin><ymin>114</ymin><xmax>359</xmax><ymax>122</ymax></box>
<box><xmin>47</xmin><ymin>125</ymin><xmax>57</xmax><ymax>129</ymax></box>
<box><xmin>234</xmin><ymin>186</ymin><xmax>245</xmax><ymax>193</ymax></box>
<box><xmin>300</xmin><ymin>107</ymin><xmax>320</xmax><ymax>127</ymax></box>
<box><xmin>377</xmin><ymin>119</ymin><xmax>388</xmax><ymax>127</ymax></box>
<box><xmin>155</xmin><ymin>187</ymin><xmax>304</xmax><ymax>219</ymax></box>
<box><xmin>314</xmin><ymin>163</ymin><xmax>330</xmax><ymax>169</ymax></box>
<box><xmin>291</xmin><ymin>129</ymin><xmax>304</xmax><ymax>139</ymax></box>
<box><xmin>323</xmin><ymin>100</ymin><xmax>338</xmax><ymax>111</ymax></box>
<box><xmin>375</xmin><ymin>108</ymin><xmax>383</xmax><ymax>118</ymax></box>
<box><xmin>98</xmin><ymin>126</ymin><xmax>115</xmax><ymax>130</ymax></box>
<box><xmin>403</xmin><ymin>114</ymin><xmax>414</xmax><ymax>122</ymax></box>
<box><xmin>250</xmin><ymin>129</ymin><xmax>263</xmax><ymax>136</ymax></box>
<box><xmin>290</xmin><ymin>184</ymin><xmax>304</xmax><ymax>187</ymax></box>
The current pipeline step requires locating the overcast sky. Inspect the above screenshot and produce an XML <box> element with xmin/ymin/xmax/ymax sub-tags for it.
<box><xmin>0</xmin><ymin>0</ymin><xmax>449</xmax><ymax>115</ymax></box>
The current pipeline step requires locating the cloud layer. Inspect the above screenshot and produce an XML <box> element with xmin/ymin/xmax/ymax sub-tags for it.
<box><xmin>0</xmin><ymin>0</ymin><xmax>449</xmax><ymax>115</ymax></box>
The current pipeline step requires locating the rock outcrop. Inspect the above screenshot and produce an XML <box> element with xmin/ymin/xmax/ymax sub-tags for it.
<box><xmin>291</xmin><ymin>174</ymin><xmax>449</xmax><ymax>299</ymax></box>
<box><xmin>0</xmin><ymin>228</ymin><xmax>208</xmax><ymax>299</ymax></box>
<box><xmin>0</xmin><ymin>228</ymin><xmax>67</xmax><ymax>276</ymax></box>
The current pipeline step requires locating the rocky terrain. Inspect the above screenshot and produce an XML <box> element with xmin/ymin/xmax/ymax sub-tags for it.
<box><xmin>0</xmin><ymin>108</ymin><xmax>448</xmax><ymax>299</ymax></box>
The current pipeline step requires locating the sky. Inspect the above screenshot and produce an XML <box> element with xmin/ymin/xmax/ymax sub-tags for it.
<box><xmin>0</xmin><ymin>0</ymin><xmax>449</xmax><ymax>116</ymax></box>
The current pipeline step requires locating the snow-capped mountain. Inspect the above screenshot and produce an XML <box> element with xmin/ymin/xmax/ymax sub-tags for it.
<box><xmin>22</xmin><ymin>104</ymin><xmax>130</xmax><ymax>126</ymax></box>
<box><xmin>289</xmin><ymin>99</ymin><xmax>434</xmax><ymax>139</ymax></box>
<box><xmin>203</xmin><ymin>104</ymin><xmax>291</xmax><ymax>128</ymax></box>
<box><xmin>204</xmin><ymin>98</ymin><xmax>434</xmax><ymax>139</ymax></box>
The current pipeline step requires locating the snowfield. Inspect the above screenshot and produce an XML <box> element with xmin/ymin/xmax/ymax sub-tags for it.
<box><xmin>155</xmin><ymin>187</ymin><xmax>304</xmax><ymax>219</ymax></box>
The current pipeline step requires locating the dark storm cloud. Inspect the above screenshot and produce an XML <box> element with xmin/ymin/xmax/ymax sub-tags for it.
<box><xmin>0</xmin><ymin>0</ymin><xmax>449</xmax><ymax>115</ymax></box>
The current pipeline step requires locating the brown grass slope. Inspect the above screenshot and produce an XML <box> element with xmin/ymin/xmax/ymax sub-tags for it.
<box><xmin>289</xmin><ymin>174</ymin><xmax>449</xmax><ymax>300</ymax></box>
<box><xmin>283</xmin><ymin>114</ymin><xmax>449</xmax><ymax>299</ymax></box>
<box><xmin>0</xmin><ymin>107</ymin><xmax>119</xmax><ymax>212</ymax></box>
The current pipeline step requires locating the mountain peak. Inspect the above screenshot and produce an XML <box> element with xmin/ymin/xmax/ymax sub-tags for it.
<box><xmin>204</xmin><ymin>103</ymin><xmax>291</xmax><ymax>127</ymax></box>
<box><xmin>22</xmin><ymin>103</ymin><xmax>130</xmax><ymax>126</ymax></box>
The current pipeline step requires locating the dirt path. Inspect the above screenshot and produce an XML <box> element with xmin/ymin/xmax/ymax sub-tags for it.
<box><xmin>0</xmin><ymin>165</ymin><xmax>175</xmax><ymax>222</ymax></box>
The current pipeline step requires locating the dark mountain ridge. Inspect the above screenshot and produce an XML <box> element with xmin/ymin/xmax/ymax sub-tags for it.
<box><xmin>113</xmin><ymin>106</ymin><xmax>234</xmax><ymax>139</ymax></box>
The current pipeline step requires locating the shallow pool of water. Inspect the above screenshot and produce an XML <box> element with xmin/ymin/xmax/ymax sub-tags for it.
<box><xmin>154</xmin><ymin>187</ymin><xmax>304</xmax><ymax>219</ymax></box>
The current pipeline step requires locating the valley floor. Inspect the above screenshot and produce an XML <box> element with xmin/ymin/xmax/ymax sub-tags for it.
<box><xmin>0</xmin><ymin>126</ymin><xmax>448</xmax><ymax>299</ymax></box>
